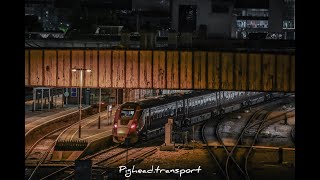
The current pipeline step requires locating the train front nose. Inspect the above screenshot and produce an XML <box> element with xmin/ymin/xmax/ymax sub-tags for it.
<box><xmin>113</xmin><ymin>106</ymin><xmax>138</xmax><ymax>143</ymax></box>
<box><xmin>113</xmin><ymin>120</ymin><xmax>139</xmax><ymax>143</ymax></box>
<box><xmin>113</xmin><ymin>122</ymin><xmax>129</xmax><ymax>142</ymax></box>
<box><xmin>116</xmin><ymin>126</ymin><xmax>129</xmax><ymax>141</ymax></box>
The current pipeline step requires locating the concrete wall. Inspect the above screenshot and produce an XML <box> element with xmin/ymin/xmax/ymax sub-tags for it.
<box><xmin>206</xmin><ymin>13</ymin><xmax>233</xmax><ymax>38</ymax></box>
<box><xmin>269</xmin><ymin>0</ymin><xmax>285</xmax><ymax>33</ymax></box>
<box><xmin>171</xmin><ymin>0</ymin><xmax>234</xmax><ymax>38</ymax></box>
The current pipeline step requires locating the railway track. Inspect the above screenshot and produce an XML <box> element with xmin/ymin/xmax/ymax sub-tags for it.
<box><xmin>242</xmin><ymin>107</ymin><xmax>294</xmax><ymax>180</ymax></box>
<box><xmin>291</xmin><ymin>126</ymin><xmax>295</xmax><ymax>144</ymax></box>
<box><xmin>201</xmin><ymin>110</ymin><xmax>266</xmax><ymax>179</ymax></box>
<box><xmin>26</xmin><ymin>133</ymin><xmax>63</xmax><ymax>180</ymax></box>
<box><xmin>25</xmin><ymin>123</ymin><xmax>74</xmax><ymax>160</ymax></box>
<box><xmin>219</xmin><ymin>108</ymin><xmax>266</xmax><ymax>180</ymax></box>
<box><xmin>242</xmin><ymin>109</ymin><xmax>272</xmax><ymax>180</ymax></box>
<box><xmin>203</xmin><ymin>96</ymin><xmax>294</xmax><ymax>180</ymax></box>
<box><xmin>239</xmin><ymin>109</ymin><xmax>272</xmax><ymax>145</ymax></box>
<box><xmin>39</xmin><ymin>137</ymin><xmax>162</xmax><ymax>179</ymax></box>
<box><xmin>58</xmin><ymin>110</ymin><xmax>108</xmax><ymax>141</ymax></box>
<box><xmin>25</xmin><ymin>111</ymin><xmax>108</xmax><ymax>180</ymax></box>
<box><xmin>202</xmin><ymin>120</ymin><xmax>228</xmax><ymax>179</ymax></box>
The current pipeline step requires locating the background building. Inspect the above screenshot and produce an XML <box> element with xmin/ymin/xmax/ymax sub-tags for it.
<box><xmin>282</xmin><ymin>0</ymin><xmax>295</xmax><ymax>40</ymax></box>
<box><xmin>25</xmin><ymin>0</ymin><xmax>133</xmax><ymax>32</ymax></box>
<box><xmin>232</xmin><ymin>0</ymin><xmax>269</xmax><ymax>39</ymax></box>
<box><xmin>171</xmin><ymin>0</ymin><xmax>234</xmax><ymax>38</ymax></box>
<box><xmin>25</xmin><ymin>0</ymin><xmax>58</xmax><ymax>31</ymax></box>
<box><xmin>171</xmin><ymin>0</ymin><xmax>295</xmax><ymax>39</ymax></box>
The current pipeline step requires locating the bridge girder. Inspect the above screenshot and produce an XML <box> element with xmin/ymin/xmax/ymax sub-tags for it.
<box><xmin>25</xmin><ymin>49</ymin><xmax>295</xmax><ymax>92</ymax></box>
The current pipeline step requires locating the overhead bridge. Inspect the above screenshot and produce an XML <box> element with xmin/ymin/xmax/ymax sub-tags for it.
<box><xmin>25</xmin><ymin>49</ymin><xmax>295</xmax><ymax>92</ymax></box>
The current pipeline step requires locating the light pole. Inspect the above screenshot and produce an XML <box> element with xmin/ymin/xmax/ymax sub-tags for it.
<box><xmin>72</xmin><ymin>68</ymin><xmax>92</xmax><ymax>138</ymax></box>
<box><xmin>98</xmin><ymin>88</ymin><xmax>101</xmax><ymax>129</ymax></box>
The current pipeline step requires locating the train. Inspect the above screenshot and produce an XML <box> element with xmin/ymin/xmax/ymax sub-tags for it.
<box><xmin>112</xmin><ymin>91</ymin><xmax>282</xmax><ymax>144</ymax></box>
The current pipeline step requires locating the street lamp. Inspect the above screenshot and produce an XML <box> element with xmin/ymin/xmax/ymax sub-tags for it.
<box><xmin>98</xmin><ymin>88</ymin><xmax>101</xmax><ymax>129</ymax></box>
<box><xmin>72</xmin><ymin>67</ymin><xmax>92</xmax><ymax>138</ymax></box>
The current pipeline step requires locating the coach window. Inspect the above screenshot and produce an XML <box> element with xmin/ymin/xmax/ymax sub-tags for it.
<box><xmin>140</xmin><ymin>113</ymin><xmax>146</xmax><ymax>128</ymax></box>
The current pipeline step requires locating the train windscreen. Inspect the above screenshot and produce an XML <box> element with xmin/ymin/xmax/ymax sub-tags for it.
<box><xmin>120</xmin><ymin>108</ymin><xmax>135</xmax><ymax>118</ymax></box>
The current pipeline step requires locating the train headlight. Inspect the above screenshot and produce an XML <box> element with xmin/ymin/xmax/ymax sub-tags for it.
<box><xmin>130</xmin><ymin>123</ymin><xmax>136</xmax><ymax>129</ymax></box>
<box><xmin>114</xmin><ymin>124</ymin><xmax>118</xmax><ymax>129</ymax></box>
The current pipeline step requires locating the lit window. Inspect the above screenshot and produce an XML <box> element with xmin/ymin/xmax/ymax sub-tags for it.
<box><xmin>283</xmin><ymin>20</ymin><xmax>294</xmax><ymax>29</ymax></box>
<box><xmin>237</xmin><ymin>20</ymin><xmax>246</xmax><ymax>28</ymax></box>
<box><xmin>246</xmin><ymin>9</ymin><xmax>268</xmax><ymax>17</ymax></box>
<box><xmin>246</xmin><ymin>20</ymin><xmax>268</xmax><ymax>28</ymax></box>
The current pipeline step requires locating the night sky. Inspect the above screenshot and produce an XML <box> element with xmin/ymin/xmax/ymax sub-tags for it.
<box><xmin>133</xmin><ymin>0</ymin><xmax>170</xmax><ymax>11</ymax></box>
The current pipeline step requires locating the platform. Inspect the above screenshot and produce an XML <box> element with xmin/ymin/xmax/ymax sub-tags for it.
<box><xmin>51</xmin><ymin>106</ymin><xmax>118</xmax><ymax>161</ymax></box>
<box><xmin>25</xmin><ymin>105</ymin><xmax>90</xmax><ymax>134</ymax></box>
